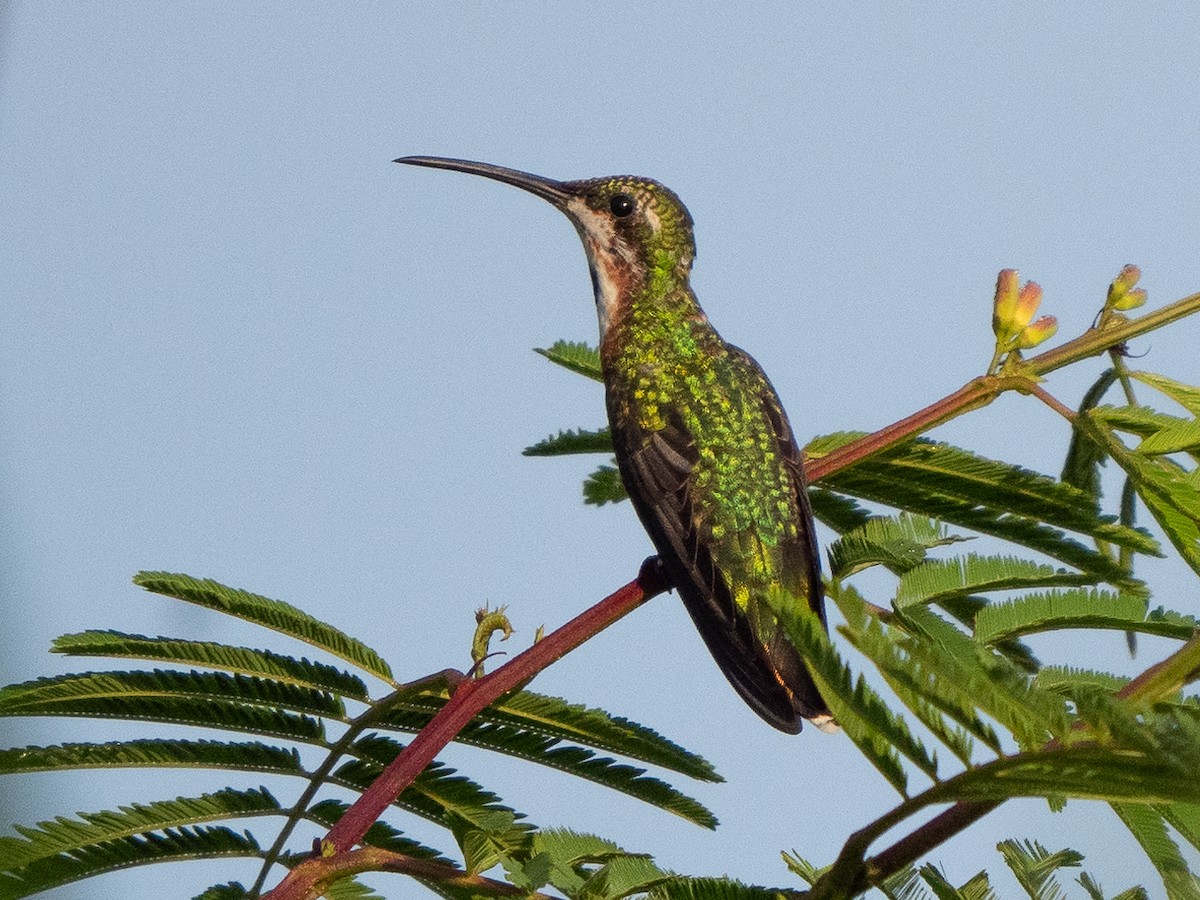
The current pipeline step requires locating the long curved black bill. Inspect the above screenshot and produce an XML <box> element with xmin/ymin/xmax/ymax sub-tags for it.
<box><xmin>395</xmin><ymin>156</ymin><xmax>571</xmax><ymax>207</ymax></box>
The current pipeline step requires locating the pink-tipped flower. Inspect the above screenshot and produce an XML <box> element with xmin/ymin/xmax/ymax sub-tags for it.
<box><xmin>1015</xmin><ymin>315</ymin><xmax>1058</xmax><ymax>350</ymax></box>
<box><xmin>1107</xmin><ymin>264</ymin><xmax>1143</xmax><ymax>309</ymax></box>
<box><xmin>1012</xmin><ymin>282</ymin><xmax>1043</xmax><ymax>332</ymax></box>
<box><xmin>992</xmin><ymin>269</ymin><xmax>1021</xmax><ymax>339</ymax></box>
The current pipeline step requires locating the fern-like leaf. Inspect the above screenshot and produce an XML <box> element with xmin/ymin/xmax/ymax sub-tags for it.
<box><xmin>335</xmin><ymin>735</ymin><xmax>530</xmax><ymax>843</ymax></box>
<box><xmin>810</xmin><ymin>433</ymin><xmax>1159</xmax><ymax>553</ymax></box>
<box><xmin>1111</xmin><ymin>803</ymin><xmax>1200</xmax><ymax>899</ymax></box>
<box><xmin>382</xmin><ymin>688</ymin><xmax>719</xmax><ymax>782</ymax></box>
<box><xmin>1158</xmin><ymin>801</ymin><xmax>1200</xmax><ymax>858</ymax></box>
<box><xmin>0</xmin><ymin>788</ymin><xmax>279</xmax><ymax>870</ymax></box>
<box><xmin>523</xmin><ymin>427</ymin><xmax>613</xmax><ymax>457</ymax></box>
<box><xmin>975</xmin><ymin>590</ymin><xmax>1197</xmax><ymax>645</ymax></box>
<box><xmin>0</xmin><ymin>738</ymin><xmax>303</xmax><ymax>777</ymax></box>
<box><xmin>133</xmin><ymin>572</ymin><xmax>394</xmax><ymax>683</ymax></box>
<box><xmin>808</xmin><ymin>487</ymin><xmax>875</xmax><ymax>534</ymax></box>
<box><xmin>0</xmin><ymin>673</ymin><xmax>326</xmax><ymax>743</ymax></box>
<box><xmin>918</xmin><ymin>865</ymin><xmax>995</xmax><ymax>900</ymax></box>
<box><xmin>810</xmin><ymin>435</ymin><xmax>1157</xmax><ymax>586</ymax></box>
<box><xmin>1033</xmin><ymin>667</ymin><xmax>1130</xmax><ymax>696</ymax></box>
<box><xmin>650</xmin><ymin>876</ymin><xmax>797</xmax><ymax>900</ymax></box>
<box><xmin>1080</xmin><ymin>408</ymin><xmax>1200</xmax><ymax>573</ymax></box>
<box><xmin>1061</xmin><ymin>369</ymin><xmax>1120</xmax><ymax>502</ymax></box>
<box><xmin>317</xmin><ymin>877</ymin><xmax>388</xmax><ymax>900</ymax></box>
<box><xmin>193</xmin><ymin>883</ymin><xmax>253</xmax><ymax>900</ymax></box>
<box><xmin>995</xmin><ymin>838</ymin><xmax>1081</xmax><ymax>900</ymax></box>
<box><xmin>781</xmin><ymin>604</ymin><xmax>936</xmax><ymax>794</ymax></box>
<box><xmin>927</xmin><ymin>744</ymin><xmax>1200</xmax><ymax>805</ymax></box>
<box><xmin>899</xmin><ymin>607</ymin><xmax>1071</xmax><ymax>749</ymax></box>
<box><xmin>828</xmin><ymin>514</ymin><xmax>968</xmax><ymax>579</ymax></box>
<box><xmin>534</xmin><ymin>341</ymin><xmax>603</xmax><ymax>382</ymax></box>
<box><xmin>1131</xmin><ymin>371</ymin><xmax>1200</xmax><ymax>417</ymax></box>
<box><xmin>51</xmin><ymin>630</ymin><xmax>369</xmax><ymax>699</ymax></box>
<box><xmin>895</xmin><ymin>555</ymin><xmax>1098</xmax><ymax>609</ymax></box>
<box><xmin>396</xmin><ymin>713</ymin><xmax>716</xmax><ymax>826</ymax></box>
<box><xmin>0</xmin><ymin>826</ymin><xmax>261</xmax><ymax>900</ymax></box>
<box><xmin>839</xmin><ymin>615</ymin><xmax>990</xmax><ymax>763</ymax></box>
<box><xmin>583</xmin><ymin>463</ymin><xmax>627</xmax><ymax>506</ymax></box>
<box><xmin>307</xmin><ymin>798</ymin><xmax>453</xmax><ymax>863</ymax></box>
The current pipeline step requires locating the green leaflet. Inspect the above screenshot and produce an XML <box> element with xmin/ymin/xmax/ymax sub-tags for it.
<box><xmin>996</xmin><ymin>838</ymin><xmax>1082</xmax><ymax>900</ymax></box>
<box><xmin>133</xmin><ymin>572</ymin><xmax>395</xmax><ymax>684</ymax></box>
<box><xmin>193</xmin><ymin>884</ymin><xmax>253</xmax><ymax>900</ymax></box>
<box><xmin>524</xmin><ymin>427</ymin><xmax>614</xmax><ymax>456</ymax></box>
<box><xmin>1131</xmin><ymin>371</ymin><xmax>1200</xmax><ymax>417</ymax></box>
<box><xmin>0</xmin><ymin>671</ymin><xmax>328</xmax><ymax>743</ymax></box>
<box><xmin>0</xmin><ymin>738</ymin><xmax>303</xmax><ymax>777</ymax></box>
<box><xmin>335</xmin><ymin>735</ymin><xmax>528</xmax><ymax>837</ymax></box>
<box><xmin>827</xmin><ymin>514</ymin><xmax>969</xmax><ymax>580</ymax></box>
<box><xmin>916</xmin><ymin>865</ymin><xmax>995</xmax><ymax>900</ymax></box>
<box><xmin>51</xmin><ymin>630</ymin><xmax>369</xmax><ymax>700</ymax></box>
<box><xmin>380</xmin><ymin>687</ymin><xmax>720</xmax><ymax>782</ymax></box>
<box><xmin>1080</xmin><ymin>416</ymin><xmax>1200</xmax><ymax>574</ymax></box>
<box><xmin>1077</xmin><ymin>872</ymin><xmax>1150</xmax><ymax>900</ymax></box>
<box><xmin>317</xmin><ymin>877</ymin><xmax>387</xmax><ymax>900</ymax></box>
<box><xmin>809</xmin><ymin>433</ymin><xmax>1158</xmax><ymax>558</ymax></box>
<box><xmin>1111</xmin><ymin>804</ymin><xmax>1200</xmax><ymax>900</ymax></box>
<box><xmin>373</xmin><ymin>713</ymin><xmax>720</xmax><ymax>828</ymax></box>
<box><xmin>1034</xmin><ymin>667</ymin><xmax>1130</xmax><ymax>696</ymax></box>
<box><xmin>0</xmin><ymin>826</ymin><xmax>262</xmax><ymax>900</ymax></box>
<box><xmin>534</xmin><ymin>340</ymin><xmax>604</xmax><ymax>382</ymax></box>
<box><xmin>649</xmin><ymin>876</ymin><xmax>795</xmax><ymax>900</ymax></box>
<box><xmin>583</xmin><ymin>462</ymin><xmax>627</xmax><ymax>506</ymax></box>
<box><xmin>809</xmin><ymin>487</ymin><xmax>875</xmax><ymax>534</ymax></box>
<box><xmin>781</xmin><ymin>603</ymin><xmax>935</xmax><ymax>794</ymax></box>
<box><xmin>895</xmin><ymin>555</ymin><xmax>1099</xmax><ymax>610</ymax></box>
<box><xmin>1061</xmin><ymin>369</ymin><xmax>1120</xmax><ymax>503</ymax></box>
<box><xmin>839</xmin><ymin>615</ymin><xmax>990</xmax><ymax>763</ymax></box>
<box><xmin>899</xmin><ymin>607</ymin><xmax>1071</xmax><ymax>749</ymax></box>
<box><xmin>974</xmin><ymin>590</ymin><xmax>1198</xmax><ymax>645</ymax></box>
<box><xmin>306</xmin><ymin>799</ymin><xmax>452</xmax><ymax>863</ymax></box>
<box><xmin>0</xmin><ymin>788</ymin><xmax>279</xmax><ymax>869</ymax></box>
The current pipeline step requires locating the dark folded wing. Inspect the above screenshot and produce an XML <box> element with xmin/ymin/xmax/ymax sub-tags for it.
<box><xmin>608</xmin><ymin>349</ymin><xmax>829</xmax><ymax>732</ymax></box>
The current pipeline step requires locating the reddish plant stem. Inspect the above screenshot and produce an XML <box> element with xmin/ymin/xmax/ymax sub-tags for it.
<box><xmin>264</xmin><ymin>557</ymin><xmax>668</xmax><ymax>900</ymax></box>
<box><xmin>805</xmin><ymin>377</ymin><xmax>1003</xmax><ymax>483</ymax></box>
<box><xmin>282</xmin><ymin>847</ymin><xmax>549</xmax><ymax>900</ymax></box>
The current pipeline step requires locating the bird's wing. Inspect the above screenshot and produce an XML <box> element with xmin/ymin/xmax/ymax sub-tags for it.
<box><xmin>608</xmin><ymin>346</ymin><xmax>829</xmax><ymax>731</ymax></box>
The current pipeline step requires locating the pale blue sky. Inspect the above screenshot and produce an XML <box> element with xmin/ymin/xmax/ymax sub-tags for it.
<box><xmin>2</xmin><ymin>4</ymin><xmax>1199</xmax><ymax>897</ymax></box>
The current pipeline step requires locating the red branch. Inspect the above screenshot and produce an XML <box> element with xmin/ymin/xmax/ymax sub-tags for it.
<box><xmin>263</xmin><ymin>557</ymin><xmax>668</xmax><ymax>900</ymax></box>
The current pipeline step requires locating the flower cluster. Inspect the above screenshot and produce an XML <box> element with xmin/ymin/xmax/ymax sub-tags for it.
<box><xmin>1107</xmin><ymin>264</ymin><xmax>1147</xmax><ymax>312</ymax></box>
<box><xmin>992</xmin><ymin>269</ymin><xmax>1057</xmax><ymax>352</ymax></box>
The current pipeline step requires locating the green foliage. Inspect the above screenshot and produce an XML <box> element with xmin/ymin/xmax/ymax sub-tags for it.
<box><xmin>522</xmin><ymin>338</ymin><xmax>1200</xmax><ymax>898</ymax></box>
<box><xmin>0</xmin><ymin>577</ymin><xmax>719</xmax><ymax>899</ymax></box>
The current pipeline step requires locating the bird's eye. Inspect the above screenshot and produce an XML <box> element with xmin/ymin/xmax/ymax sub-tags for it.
<box><xmin>609</xmin><ymin>193</ymin><xmax>636</xmax><ymax>217</ymax></box>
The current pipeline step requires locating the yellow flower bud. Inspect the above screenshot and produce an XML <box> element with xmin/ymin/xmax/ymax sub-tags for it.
<box><xmin>992</xmin><ymin>269</ymin><xmax>1021</xmax><ymax>338</ymax></box>
<box><xmin>1015</xmin><ymin>315</ymin><xmax>1058</xmax><ymax>349</ymax></box>
<box><xmin>1107</xmin><ymin>264</ymin><xmax>1142</xmax><ymax>307</ymax></box>
<box><xmin>1112</xmin><ymin>287</ymin><xmax>1147</xmax><ymax>311</ymax></box>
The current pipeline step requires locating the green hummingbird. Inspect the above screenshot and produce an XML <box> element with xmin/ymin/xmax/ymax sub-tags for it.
<box><xmin>397</xmin><ymin>157</ymin><xmax>834</xmax><ymax>734</ymax></box>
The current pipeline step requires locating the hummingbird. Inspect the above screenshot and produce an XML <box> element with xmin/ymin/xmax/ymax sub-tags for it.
<box><xmin>397</xmin><ymin>157</ymin><xmax>834</xmax><ymax>734</ymax></box>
